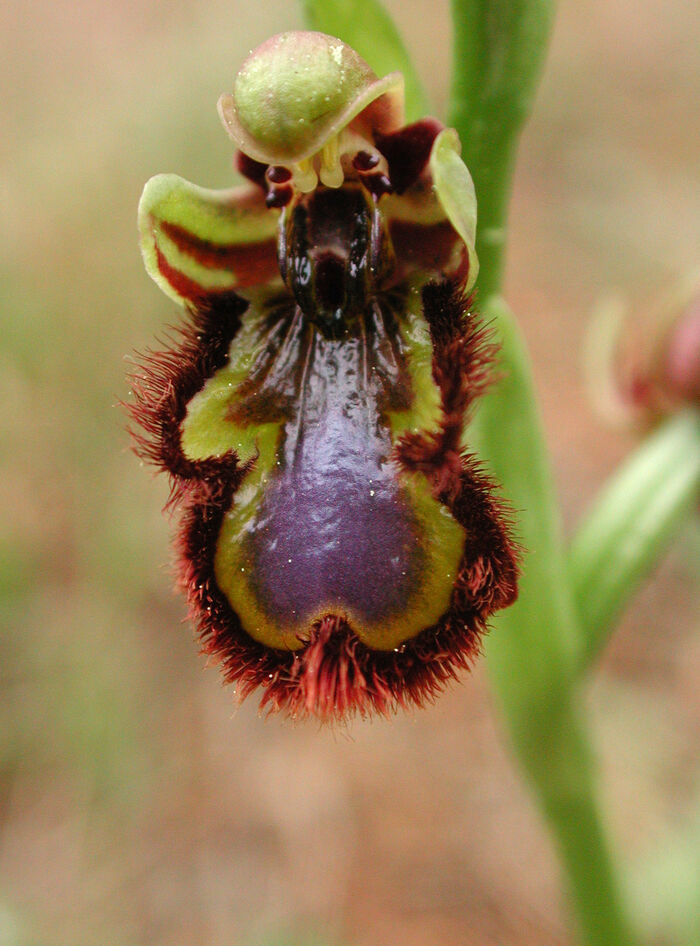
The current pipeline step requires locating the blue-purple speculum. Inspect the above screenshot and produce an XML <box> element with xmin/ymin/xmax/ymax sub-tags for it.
<box><xmin>132</xmin><ymin>31</ymin><xmax>519</xmax><ymax>719</ymax></box>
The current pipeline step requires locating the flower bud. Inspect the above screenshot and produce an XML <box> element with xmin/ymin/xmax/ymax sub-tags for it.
<box><xmin>586</xmin><ymin>270</ymin><xmax>700</xmax><ymax>427</ymax></box>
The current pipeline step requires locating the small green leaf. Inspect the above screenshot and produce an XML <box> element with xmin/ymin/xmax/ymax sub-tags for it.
<box><xmin>569</xmin><ymin>409</ymin><xmax>700</xmax><ymax>670</ymax></box>
<box><xmin>300</xmin><ymin>0</ymin><xmax>430</xmax><ymax>121</ymax></box>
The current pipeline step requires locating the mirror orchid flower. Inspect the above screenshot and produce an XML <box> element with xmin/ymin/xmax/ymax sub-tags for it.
<box><xmin>130</xmin><ymin>31</ymin><xmax>519</xmax><ymax>720</ymax></box>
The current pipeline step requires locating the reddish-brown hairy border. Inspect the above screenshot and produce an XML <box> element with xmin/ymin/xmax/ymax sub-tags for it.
<box><xmin>127</xmin><ymin>292</ymin><xmax>247</xmax><ymax>495</ymax></box>
<box><xmin>128</xmin><ymin>280</ymin><xmax>519</xmax><ymax>721</ymax></box>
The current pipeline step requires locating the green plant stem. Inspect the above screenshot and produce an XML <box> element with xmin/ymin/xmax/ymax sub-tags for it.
<box><xmin>448</xmin><ymin>0</ymin><xmax>637</xmax><ymax>941</ymax></box>
<box><xmin>448</xmin><ymin>0</ymin><xmax>554</xmax><ymax>298</ymax></box>
<box><xmin>569</xmin><ymin>409</ymin><xmax>700</xmax><ymax>669</ymax></box>
<box><xmin>476</xmin><ymin>299</ymin><xmax>636</xmax><ymax>946</ymax></box>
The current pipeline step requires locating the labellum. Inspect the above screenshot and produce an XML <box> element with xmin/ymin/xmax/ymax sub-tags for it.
<box><xmin>130</xmin><ymin>31</ymin><xmax>519</xmax><ymax>720</ymax></box>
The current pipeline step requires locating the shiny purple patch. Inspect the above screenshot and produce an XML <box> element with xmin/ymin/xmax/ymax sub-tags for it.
<box><xmin>241</xmin><ymin>328</ymin><xmax>422</xmax><ymax>624</ymax></box>
<box><xmin>247</xmin><ymin>449</ymin><xmax>420</xmax><ymax>626</ymax></box>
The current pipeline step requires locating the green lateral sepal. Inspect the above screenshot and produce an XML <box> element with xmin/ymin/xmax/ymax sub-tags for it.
<box><xmin>429</xmin><ymin>129</ymin><xmax>479</xmax><ymax>292</ymax></box>
<box><xmin>138</xmin><ymin>173</ymin><xmax>280</xmax><ymax>307</ymax></box>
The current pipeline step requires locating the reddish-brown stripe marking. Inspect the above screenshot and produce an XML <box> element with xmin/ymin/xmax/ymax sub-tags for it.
<box><xmin>389</xmin><ymin>219</ymin><xmax>458</xmax><ymax>273</ymax></box>
<box><xmin>161</xmin><ymin>221</ymin><xmax>279</xmax><ymax>287</ymax></box>
<box><xmin>155</xmin><ymin>244</ymin><xmax>231</xmax><ymax>304</ymax></box>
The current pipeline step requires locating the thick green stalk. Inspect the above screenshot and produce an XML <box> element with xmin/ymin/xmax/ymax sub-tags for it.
<box><xmin>569</xmin><ymin>409</ymin><xmax>700</xmax><ymax>669</ymax></box>
<box><xmin>448</xmin><ymin>0</ymin><xmax>554</xmax><ymax>298</ymax></box>
<box><xmin>475</xmin><ymin>299</ymin><xmax>635</xmax><ymax>946</ymax></box>
<box><xmin>449</xmin><ymin>1</ymin><xmax>636</xmax><ymax>941</ymax></box>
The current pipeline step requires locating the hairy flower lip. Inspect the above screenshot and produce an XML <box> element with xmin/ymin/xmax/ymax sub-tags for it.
<box><xmin>128</xmin><ymin>283</ymin><xmax>520</xmax><ymax>719</ymax></box>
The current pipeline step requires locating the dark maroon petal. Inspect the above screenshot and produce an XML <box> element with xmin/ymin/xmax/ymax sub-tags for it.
<box><xmin>174</xmin><ymin>450</ymin><xmax>517</xmax><ymax>722</ymax></box>
<box><xmin>375</xmin><ymin>117</ymin><xmax>443</xmax><ymax>193</ymax></box>
<box><xmin>235</xmin><ymin>150</ymin><xmax>268</xmax><ymax>190</ymax></box>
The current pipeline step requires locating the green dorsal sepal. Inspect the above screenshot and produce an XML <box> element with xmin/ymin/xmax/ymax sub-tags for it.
<box><xmin>218</xmin><ymin>31</ymin><xmax>404</xmax><ymax>191</ymax></box>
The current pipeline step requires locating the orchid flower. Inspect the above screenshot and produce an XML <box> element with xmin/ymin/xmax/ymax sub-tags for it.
<box><xmin>130</xmin><ymin>31</ymin><xmax>518</xmax><ymax>720</ymax></box>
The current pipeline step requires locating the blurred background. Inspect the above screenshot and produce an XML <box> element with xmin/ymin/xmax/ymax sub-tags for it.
<box><xmin>1</xmin><ymin>0</ymin><xmax>698</xmax><ymax>943</ymax></box>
